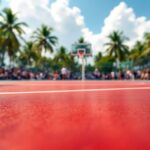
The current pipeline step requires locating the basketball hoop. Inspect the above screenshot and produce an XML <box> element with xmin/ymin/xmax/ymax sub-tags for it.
<box><xmin>78</xmin><ymin>48</ymin><xmax>85</xmax><ymax>58</ymax></box>
<box><xmin>71</xmin><ymin>43</ymin><xmax>92</xmax><ymax>80</ymax></box>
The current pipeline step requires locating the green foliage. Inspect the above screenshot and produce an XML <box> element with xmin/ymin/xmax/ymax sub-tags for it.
<box><xmin>129</xmin><ymin>41</ymin><xmax>145</xmax><ymax>66</ymax></box>
<box><xmin>143</xmin><ymin>33</ymin><xmax>150</xmax><ymax>56</ymax></box>
<box><xmin>94</xmin><ymin>52</ymin><xmax>102</xmax><ymax>62</ymax></box>
<box><xmin>0</xmin><ymin>7</ymin><xmax>150</xmax><ymax>73</ymax></box>
<box><xmin>129</xmin><ymin>34</ymin><xmax>150</xmax><ymax>68</ymax></box>
<box><xmin>32</xmin><ymin>24</ymin><xmax>58</xmax><ymax>54</ymax></box>
<box><xmin>0</xmin><ymin>8</ymin><xmax>27</xmax><ymax>66</ymax></box>
<box><xmin>53</xmin><ymin>46</ymin><xmax>79</xmax><ymax>71</ymax></box>
<box><xmin>95</xmin><ymin>55</ymin><xmax>114</xmax><ymax>73</ymax></box>
<box><xmin>78</xmin><ymin>37</ymin><xmax>85</xmax><ymax>43</ymax></box>
<box><xmin>0</xmin><ymin>34</ymin><xmax>5</xmax><ymax>66</ymax></box>
<box><xmin>17</xmin><ymin>41</ymin><xmax>41</xmax><ymax>68</ymax></box>
<box><xmin>85</xmin><ymin>64</ymin><xmax>95</xmax><ymax>72</ymax></box>
<box><xmin>105</xmin><ymin>31</ymin><xmax>129</xmax><ymax>62</ymax></box>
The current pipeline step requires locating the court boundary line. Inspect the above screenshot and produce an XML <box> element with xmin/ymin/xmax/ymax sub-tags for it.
<box><xmin>0</xmin><ymin>87</ymin><xmax>150</xmax><ymax>95</ymax></box>
<box><xmin>0</xmin><ymin>80</ymin><xmax>148</xmax><ymax>85</ymax></box>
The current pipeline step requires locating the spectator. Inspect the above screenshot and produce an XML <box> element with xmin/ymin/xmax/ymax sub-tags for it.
<box><xmin>61</xmin><ymin>66</ymin><xmax>68</xmax><ymax>80</ymax></box>
<box><xmin>93</xmin><ymin>68</ymin><xmax>101</xmax><ymax>79</ymax></box>
<box><xmin>53</xmin><ymin>71</ymin><xmax>59</xmax><ymax>80</ymax></box>
<box><xmin>0</xmin><ymin>67</ymin><xmax>150</xmax><ymax>81</ymax></box>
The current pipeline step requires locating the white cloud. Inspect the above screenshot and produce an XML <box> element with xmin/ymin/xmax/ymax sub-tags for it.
<box><xmin>83</xmin><ymin>2</ymin><xmax>150</xmax><ymax>54</ymax></box>
<box><xmin>8</xmin><ymin>0</ymin><xmax>85</xmax><ymax>48</ymax></box>
<box><xmin>6</xmin><ymin>0</ymin><xmax>150</xmax><ymax>55</ymax></box>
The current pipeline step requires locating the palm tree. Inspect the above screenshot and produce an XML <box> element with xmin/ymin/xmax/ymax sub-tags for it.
<box><xmin>78</xmin><ymin>37</ymin><xmax>85</xmax><ymax>43</ymax></box>
<box><xmin>94</xmin><ymin>52</ymin><xmax>102</xmax><ymax>62</ymax></box>
<box><xmin>95</xmin><ymin>55</ymin><xmax>114</xmax><ymax>73</ymax></box>
<box><xmin>129</xmin><ymin>41</ymin><xmax>144</xmax><ymax>61</ymax></box>
<box><xmin>143</xmin><ymin>33</ymin><xmax>150</xmax><ymax>56</ymax></box>
<box><xmin>0</xmin><ymin>8</ymin><xmax>27</xmax><ymax>66</ymax></box>
<box><xmin>0</xmin><ymin>34</ymin><xmax>5</xmax><ymax>66</ymax></box>
<box><xmin>105</xmin><ymin>31</ymin><xmax>129</xmax><ymax>69</ymax></box>
<box><xmin>54</xmin><ymin>46</ymin><xmax>78</xmax><ymax>71</ymax></box>
<box><xmin>32</xmin><ymin>24</ymin><xmax>58</xmax><ymax>55</ymax></box>
<box><xmin>54</xmin><ymin>46</ymin><xmax>71</xmax><ymax>68</ymax></box>
<box><xmin>18</xmin><ymin>41</ymin><xmax>40</xmax><ymax>68</ymax></box>
<box><xmin>54</xmin><ymin>46</ymin><xmax>68</xmax><ymax>63</ymax></box>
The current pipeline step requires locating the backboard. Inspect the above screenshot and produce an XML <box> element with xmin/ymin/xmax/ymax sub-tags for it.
<box><xmin>71</xmin><ymin>43</ymin><xmax>92</xmax><ymax>57</ymax></box>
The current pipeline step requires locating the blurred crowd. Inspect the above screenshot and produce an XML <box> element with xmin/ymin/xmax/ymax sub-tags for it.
<box><xmin>0</xmin><ymin>67</ymin><xmax>150</xmax><ymax>80</ymax></box>
<box><xmin>0</xmin><ymin>67</ymin><xmax>72</xmax><ymax>80</ymax></box>
<box><xmin>92</xmin><ymin>68</ymin><xmax>150</xmax><ymax>80</ymax></box>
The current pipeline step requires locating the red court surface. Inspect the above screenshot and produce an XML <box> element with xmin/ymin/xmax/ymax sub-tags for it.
<box><xmin>0</xmin><ymin>81</ymin><xmax>150</xmax><ymax>150</ymax></box>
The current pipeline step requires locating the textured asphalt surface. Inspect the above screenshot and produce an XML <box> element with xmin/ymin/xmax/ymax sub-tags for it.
<box><xmin>0</xmin><ymin>81</ymin><xmax>150</xmax><ymax>150</ymax></box>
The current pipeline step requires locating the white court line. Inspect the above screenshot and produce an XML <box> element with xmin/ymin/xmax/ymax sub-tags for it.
<box><xmin>0</xmin><ymin>82</ymin><xmax>148</xmax><ymax>86</ymax></box>
<box><xmin>0</xmin><ymin>87</ymin><xmax>150</xmax><ymax>95</ymax></box>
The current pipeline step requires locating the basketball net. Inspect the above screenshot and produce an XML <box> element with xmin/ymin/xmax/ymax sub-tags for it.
<box><xmin>77</xmin><ymin>51</ymin><xmax>85</xmax><ymax>80</ymax></box>
<box><xmin>78</xmin><ymin>50</ymin><xmax>85</xmax><ymax>59</ymax></box>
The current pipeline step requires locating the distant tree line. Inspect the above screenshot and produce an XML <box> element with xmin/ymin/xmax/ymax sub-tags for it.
<box><xmin>0</xmin><ymin>8</ymin><xmax>150</xmax><ymax>73</ymax></box>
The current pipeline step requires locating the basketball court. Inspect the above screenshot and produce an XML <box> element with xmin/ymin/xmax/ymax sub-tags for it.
<box><xmin>0</xmin><ymin>80</ymin><xmax>150</xmax><ymax>150</ymax></box>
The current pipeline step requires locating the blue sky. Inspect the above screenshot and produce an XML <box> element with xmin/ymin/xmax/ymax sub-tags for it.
<box><xmin>1</xmin><ymin>0</ymin><xmax>150</xmax><ymax>34</ymax></box>
<box><xmin>70</xmin><ymin>0</ymin><xmax>150</xmax><ymax>33</ymax></box>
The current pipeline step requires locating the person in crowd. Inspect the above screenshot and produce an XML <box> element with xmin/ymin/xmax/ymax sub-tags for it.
<box><xmin>61</xmin><ymin>66</ymin><xmax>68</xmax><ymax>80</ymax></box>
<box><xmin>93</xmin><ymin>68</ymin><xmax>101</xmax><ymax>79</ymax></box>
<box><xmin>0</xmin><ymin>67</ymin><xmax>150</xmax><ymax>80</ymax></box>
<box><xmin>53</xmin><ymin>71</ymin><xmax>59</xmax><ymax>80</ymax></box>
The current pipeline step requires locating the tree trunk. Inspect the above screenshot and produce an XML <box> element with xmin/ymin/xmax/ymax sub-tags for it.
<box><xmin>9</xmin><ymin>56</ymin><xmax>14</xmax><ymax>68</ymax></box>
<box><xmin>0</xmin><ymin>52</ymin><xmax>5</xmax><ymax>67</ymax></box>
<box><xmin>116</xmin><ymin>58</ymin><xmax>120</xmax><ymax>70</ymax></box>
